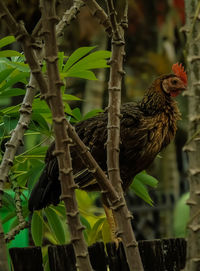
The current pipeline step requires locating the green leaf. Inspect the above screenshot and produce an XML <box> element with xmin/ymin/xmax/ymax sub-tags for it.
<box><xmin>0</xmin><ymin>36</ymin><xmax>15</xmax><ymax>48</ymax></box>
<box><xmin>62</xmin><ymin>94</ymin><xmax>81</xmax><ymax>101</ymax></box>
<box><xmin>67</xmin><ymin>51</ymin><xmax>110</xmax><ymax>73</ymax></box>
<box><xmin>64</xmin><ymin>70</ymin><xmax>97</xmax><ymax>80</ymax></box>
<box><xmin>71</xmin><ymin>108</ymin><xmax>82</xmax><ymax>121</ymax></box>
<box><xmin>173</xmin><ymin>193</ymin><xmax>189</xmax><ymax>237</ymax></box>
<box><xmin>0</xmin><ymin>50</ymin><xmax>22</xmax><ymax>58</ymax></box>
<box><xmin>134</xmin><ymin>171</ymin><xmax>158</xmax><ymax>188</ymax></box>
<box><xmin>0</xmin><ymin>58</ymin><xmax>29</xmax><ymax>72</ymax></box>
<box><xmin>31</xmin><ymin>211</ymin><xmax>43</xmax><ymax>246</ymax></box>
<box><xmin>88</xmin><ymin>217</ymin><xmax>105</xmax><ymax>245</ymax></box>
<box><xmin>0</xmin><ymin>88</ymin><xmax>25</xmax><ymax>97</ymax></box>
<box><xmin>63</xmin><ymin>46</ymin><xmax>96</xmax><ymax>72</ymax></box>
<box><xmin>0</xmin><ymin>68</ymin><xmax>15</xmax><ymax>83</ymax></box>
<box><xmin>2</xmin><ymin>191</ymin><xmax>16</xmax><ymax>211</ymax></box>
<box><xmin>0</xmin><ymin>72</ymin><xmax>29</xmax><ymax>92</ymax></box>
<box><xmin>58</xmin><ymin>51</ymin><xmax>65</xmax><ymax>72</ymax></box>
<box><xmin>101</xmin><ymin>219</ymin><xmax>111</xmax><ymax>244</ymax></box>
<box><xmin>45</xmin><ymin>207</ymin><xmax>66</xmax><ymax>244</ymax></box>
<box><xmin>82</xmin><ymin>109</ymin><xmax>103</xmax><ymax>120</ymax></box>
<box><xmin>131</xmin><ymin>176</ymin><xmax>154</xmax><ymax>206</ymax></box>
<box><xmin>32</xmin><ymin>98</ymin><xmax>51</xmax><ymax>114</ymax></box>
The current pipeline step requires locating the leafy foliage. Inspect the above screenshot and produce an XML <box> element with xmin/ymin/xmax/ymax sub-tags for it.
<box><xmin>173</xmin><ymin>193</ymin><xmax>189</xmax><ymax>237</ymax></box>
<box><xmin>0</xmin><ymin>36</ymin><xmax>158</xmax><ymax>249</ymax></box>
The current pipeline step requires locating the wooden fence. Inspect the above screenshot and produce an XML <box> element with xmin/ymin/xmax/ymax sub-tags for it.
<box><xmin>9</xmin><ymin>238</ymin><xmax>186</xmax><ymax>271</ymax></box>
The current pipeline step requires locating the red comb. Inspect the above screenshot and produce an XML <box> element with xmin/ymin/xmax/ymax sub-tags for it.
<box><xmin>172</xmin><ymin>63</ymin><xmax>187</xmax><ymax>86</ymax></box>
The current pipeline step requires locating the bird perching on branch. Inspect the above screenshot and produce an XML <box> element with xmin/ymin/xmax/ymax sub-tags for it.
<box><xmin>29</xmin><ymin>63</ymin><xmax>187</xmax><ymax>239</ymax></box>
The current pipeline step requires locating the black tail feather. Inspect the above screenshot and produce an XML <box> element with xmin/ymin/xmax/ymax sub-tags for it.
<box><xmin>28</xmin><ymin>165</ymin><xmax>61</xmax><ymax>212</ymax></box>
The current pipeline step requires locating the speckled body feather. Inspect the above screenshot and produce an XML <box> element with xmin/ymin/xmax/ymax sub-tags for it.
<box><xmin>28</xmin><ymin>74</ymin><xmax>182</xmax><ymax>211</ymax></box>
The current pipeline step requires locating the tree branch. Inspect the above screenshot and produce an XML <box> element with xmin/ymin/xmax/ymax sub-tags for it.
<box><xmin>106</xmin><ymin>1</ymin><xmax>143</xmax><ymax>270</ymax></box>
<box><xmin>184</xmin><ymin>0</ymin><xmax>200</xmax><ymax>270</ymax></box>
<box><xmin>40</xmin><ymin>0</ymin><xmax>93</xmax><ymax>270</ymax></box>
<box><xmin>82</xmin><ymin>0</ymin><xmax>112</xmax><ymax>36</ymax></box>
<box><xmin>56</xmin><ymin>0</ymin><xmax>85</xmax><ymax>38</ymax></box>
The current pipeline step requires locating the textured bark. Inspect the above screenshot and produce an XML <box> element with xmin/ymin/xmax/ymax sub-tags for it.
<box><xmin>106</xmin><ymin>1</ymin><xmax>143</xmax><ymax>270</ymax></box>
<box><xmin>40</xmin><ymin>1</ymin><xmax>93</xmax><ymax>270</ymax></box>
<box><xmin>184</xmin><ymin>0</ymin><xmax>200</xmax><ymax>270</ymax></box>
<box><xmin>82</xmin><ymin>0</ymin><xmax>112</xmax><ymax>36</ymax></box>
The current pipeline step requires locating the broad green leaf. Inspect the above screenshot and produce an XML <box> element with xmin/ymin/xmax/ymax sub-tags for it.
<box><xmin>0</xmin><ymin>68</ymin><xmax>15</xmax><ymax>83</ymax></box>
<box><xmin>0</xmin><ymin>72</ymin><xmax>29</xmax><ymax>91</ymax></box>
<box><xmin>31</xmin><ymin>211</ymin><xmax>43</xmax><ymax>246</ymax></box>
<box><xmin>2</xmin><ymin>191</ymin><xmax>16</xmax><ymax>211</ymax></box>
<box><xmin>64</xmin><ymin>70</ymin><xmax>97</xmax><ymax>80</ymax></box>
<box><xmin>32</xmin><ymin>98</ymin><xmax>51</xmax><ymax>114</ymax></box>
<box><xmin>135</xmin><ymin>171</ymin><xmax>158</xmax><ymax>188</ymax></box>
<box><xmin>21</xmin><ymin>146</ymin><xmax>48</xmax><ymax>156</ymax></box>
<box><xmin>101</xmin><ymin>219</ymin><xmax>111</xmax><ymax>244</ymax></box>
<box><xmin>45</xmin><ymin>207</ymin><xmax>66</xmax><ymax>244</ymax></box>
<box><xmin>58</xmin><ymin>51</ymin><xmax>65</xmax><ymax>72</ymax></box>
<box><xmin>0</xmin><ymin>50</ymin><xmax>22</xmax><ymax>58</ymax></box>
<box><xmin>82</xmin><ymin>109</ymin><xmax>103</xmax><ymax>120</ymax></box>
<box><xmin>88</xmin><ymin>217</ymin><xmax>105</xmax><ymax>245</ymax></box>
<box><xmin>0</xmin><ymin>36</ymin><xmax>15</xmax><ymax>48</ymax></box>
<box><xmin>63</xmin><ymin>46</ymin><xmax>96</xmax><ymax>72</ymax></box>
<box><xmin>31</xmin><ymin>113</ymin><xmax>51</xmax><ymax>134</ymax></box>
<box><xmin>71</xmin><ymin>107</ymin><xmax>82</xmax><ymax>121</ymax></box>
<box><xmin>62</xmin><ymin>94</ymin><xmax>81</xmax><ymax>101</ymax></box>
<box><xmin>2</xmin><ymin>211</ymin><xmax>17</xmax><ymax>224</ymax></box>
<box><xmin>3</xmin><ymin>116</ymin><xmax>18</xmax><ymax>133</ymax></box>
<box><xmin>131</xmin><ymin>177</ymin><xmax>154</xmax><ymax>206</ymax></box>
<box><xmin>50</xmin><ymin>204</ymin><xmax>66</xmax><ymax>217</ymax></box>
<box><xmin>64</xmin><ymin>102</ymin><xmax>72</xmax><ymax>115</ymax></box>
<box><xmin>67</xmin><ymin>51</ymin><xmax>110</xmax><ymax>73</ymax></box>
<box><xmin>1</xmin><ymin>59</ymin><xmax>29</xmax><ymax>72</ymax></box>
<box><xmin>0</xmin><ymin>88</ymin><xmax>25</xmax><ymax>97</ymax></box>
<box><xmin>173</xmin><ymin>193</ymin><xmax>189</xmax><ymax>237</ymax></box>
<box><xmin>80</xmin><ymin>215</ymin><xmax>91</xmax><ymax>231</ymax></box>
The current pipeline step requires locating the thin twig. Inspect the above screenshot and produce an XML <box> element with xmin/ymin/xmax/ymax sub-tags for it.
<box><xmin>5</xmin><ymin>221</ymin><xmax>29</xmax><ymax>243</ymax></box>
<box><xmin>14</xmin><ymin>186</ymin><xmax>25</xmax><ymax>224</ymax></box>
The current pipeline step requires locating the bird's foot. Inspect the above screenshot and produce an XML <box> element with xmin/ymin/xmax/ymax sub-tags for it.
<box><xmin>112</xmin><ymin>236</ymin><xmax>122</xmax><ymax>249</ymax></box>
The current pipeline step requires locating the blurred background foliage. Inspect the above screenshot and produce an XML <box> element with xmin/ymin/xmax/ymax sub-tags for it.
<box><xmin>0</xmin><ymin>0</ymin><xmax>189</xmax><ymax>261</ymax></box>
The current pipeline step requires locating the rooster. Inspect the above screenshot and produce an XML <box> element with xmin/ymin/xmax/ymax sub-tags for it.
<box><xmin>28</xmin><ymin>63</ymin><xmax>187</xmax><ymax>214</ymax></box>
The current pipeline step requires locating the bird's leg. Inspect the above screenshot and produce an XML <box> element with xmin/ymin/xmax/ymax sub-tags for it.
<box><xmin>103</xmin><ymin>204</ymin><xmax>122</xmax><ymax>248</ymax></box>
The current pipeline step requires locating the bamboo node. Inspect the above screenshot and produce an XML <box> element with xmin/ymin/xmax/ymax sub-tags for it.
<box><xmin>53</xmin><ymin>116</ymin><xmax>66</xmax><ymax>123</ymax></box>
<box><xmin>186</xmin><ymin>199</ymin><xmax>197</xmax><ymax>206</ymax></box>
<box><xmin>62</xmin><ymin>138</ymin><xmax>73</xmax><ymax>144</ymax></box>
<box><xmin>76</xmin><ymin>252</ymin><xmax>89</xmax><ymax>258</ymax></box>
<box><xmin>69</xmin><ymin>184</ymin><xmax>79</xmax><ymax>189</ymax></box>
<box><xmin>126</xmin><ymin>241</ymin><xmax>138</xmax><ymax>248</ymax></box>
<box><xmin>67</xmin><ymin>210</ymin><xmax>79</xmax><ymax>217</ymax></box>
<box><xmin>188</xmin><ymin>224</ymin><xmax>200</xmax><ymax>232</ymax></box>
<box><xmin>108</xmin><ymin>87</ymin><xmax>121</xmax><ymax>92</ymax></box>
<box><xmin>55</xmin><ymin>80</ymin><xmax>64</xmax><ymax>87</ymax></box>
<box><xmin>60</xmin><ymin>194</ymin><xmax>72</xmax><ymax>200</ymax></box>
<box><xmin>5</xmin><ymin>142</ymin><xmax>15</xmax><ymax>148</ymax></box>
<box><xmin>5</xmin><ymin>158</ymin><xmax>13</xmax><ymax>166</ymax></box>
<box><xmin>52</xmin><ymin>150</ymin><xmax>64</xmax><ymax>156</ymax></box>
<box><xmin>19</xmin><ymin>108</ymin><xmax>32</xmax><ymax>115</ymax></box>
<box><xmin>44</xmin><ymin>55</ymin><xmax>58</xmax><ymax>63</ymax></box>
<box><xmin>88</xmin><ymin>168</ymin><xmax>97</xmax><ymax>174</ymax></box>
<box><xmin>44</xmin><ymin>93</ymin><xmax>57</xmax><ymax>100</ymax></box>
<box><xmin>60</xmin><ymin>167</ymin><xmax>73</xmax><ymax>175</ymax></box>
<box><xmin>107</xmin><ymin>125</ymin><xmax>119</xmax><ymax>129</ymax></box>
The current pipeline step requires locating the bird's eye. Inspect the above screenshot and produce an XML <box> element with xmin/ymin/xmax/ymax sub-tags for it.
<box><xmin>172</xmin><ymin>79</ymin><xmax>178</xmax><ymax>85</ymax></box>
